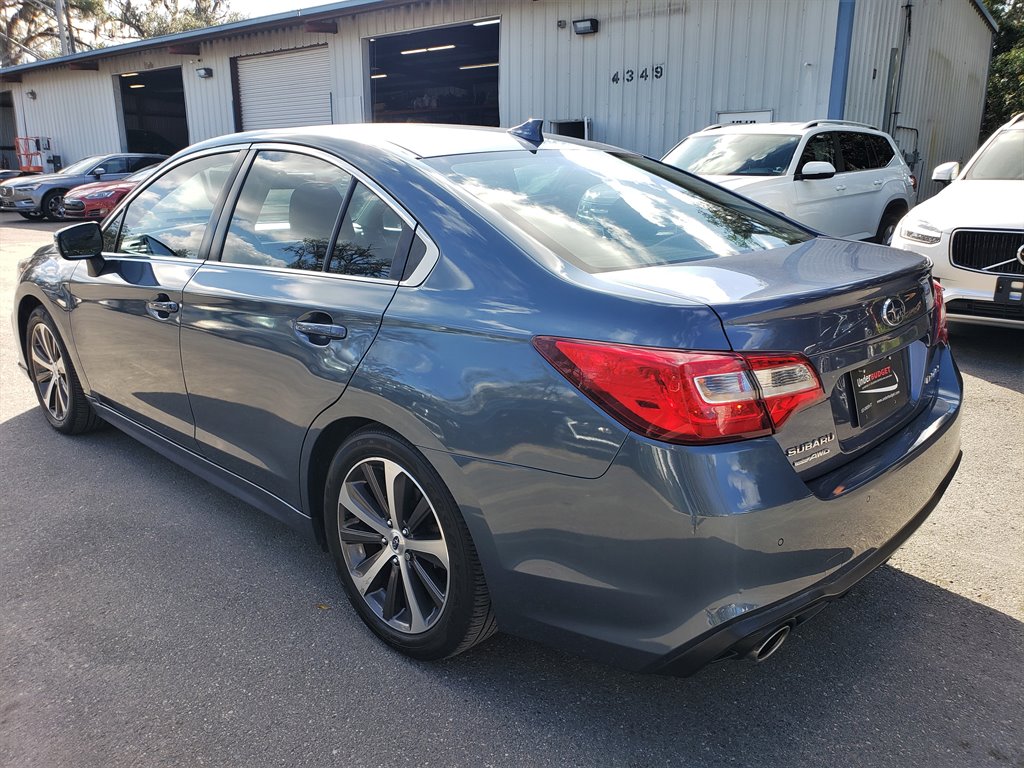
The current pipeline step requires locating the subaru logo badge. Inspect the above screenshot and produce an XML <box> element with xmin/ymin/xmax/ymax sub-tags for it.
<box><xmin>881</xmin><ymin>297</ymin><xmax>906</xmax><ymax>327</ymax></box>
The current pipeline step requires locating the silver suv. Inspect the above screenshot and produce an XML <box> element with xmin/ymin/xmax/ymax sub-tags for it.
<box><xmin>0</xmin><ymin>153</ymin><xmax>166</xmax><ymax>221</ymax></box>
<box><xmin>663</xmin><ymin>120</ymin><xmax>916</xmax><ymax>243</ymax></box>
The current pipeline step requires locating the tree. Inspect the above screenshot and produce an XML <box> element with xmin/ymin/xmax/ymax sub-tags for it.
<box><xmin>982</xmin><ymin>0</ymin><xmax>1024</xmax><ymax>134</ymax></box>
<box><xmin>1</xmin><ymin>0</ymin><xmax>106</xmax><ymax>66</ymax></box>
<box><xmin>0</xmin><ymin>0</ymin><xmax>245</xmax><ymax>67</ymax></box>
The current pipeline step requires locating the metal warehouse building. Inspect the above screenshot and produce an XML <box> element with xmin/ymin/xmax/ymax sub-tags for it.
<box><xmin>0</xmin><ymin>0</ymin><xmax>995</xmax><ymax>200</ymax></box>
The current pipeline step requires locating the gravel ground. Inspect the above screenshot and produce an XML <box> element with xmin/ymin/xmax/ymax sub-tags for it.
<box><xmin>1</xmin><ymin>216</ymin><xmax>1021</xmax><ymax>768</ymax></box>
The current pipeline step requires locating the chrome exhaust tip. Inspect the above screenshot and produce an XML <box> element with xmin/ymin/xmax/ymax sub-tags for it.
<box><xmin>749</xmin><ymin>625</ymin><xmax>791</xmax><ymax>663</ymax></box>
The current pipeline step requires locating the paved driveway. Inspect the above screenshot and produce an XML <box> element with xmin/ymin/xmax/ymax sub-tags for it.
<box><xmin>1</xmin><ymin>215</ymin><xmax>1021</xmax><ymax>767</ymax></box>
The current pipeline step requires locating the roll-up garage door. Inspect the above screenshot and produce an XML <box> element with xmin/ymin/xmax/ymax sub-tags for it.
<box><xmin>236</xmin><ymin>46</ymin><xmax>333</xmax><ymax>130</ymax></box>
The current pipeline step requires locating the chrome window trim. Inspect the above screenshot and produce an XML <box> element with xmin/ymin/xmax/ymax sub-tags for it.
<box><xmin>402</xmin><ymin>228</ymin><xmax>440</xmax><ymax>287</ymax></box>
<box><xmin>192</xmin><ymin>259</ymin><xmax>398</xmax><ymax>285</ymax></box>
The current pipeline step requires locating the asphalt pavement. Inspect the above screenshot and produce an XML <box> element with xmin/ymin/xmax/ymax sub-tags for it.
<box><xmin>1</xmin><ymin>216</ymin><xmax>1021</xmax><ymax>768</ymax></box>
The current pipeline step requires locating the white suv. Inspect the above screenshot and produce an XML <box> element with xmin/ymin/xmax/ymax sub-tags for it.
<box><xmin>889</xmin><ymin>113</ymin><xmax>1024</xmax><ymax>329</ymax></box>
<box><xmin>663</xmin><ymin>120</ymin><xmax>916</xmax><ymax>242</ymax></box>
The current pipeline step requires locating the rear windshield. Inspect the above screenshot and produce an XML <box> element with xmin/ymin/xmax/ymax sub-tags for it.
<box><xmin>965</xmin><ymin>130</ymin><xmax>1024</xmax><ymax>180</ymax></box>
<box><xmin>663</xmin><ymin>134</ymin><xmax>801</xmax><ymax>177</ymax></box>
<box><xmin>427</xmin><ymin>149</ymin><xmax>810</xmax><ymax>273</ymax></box>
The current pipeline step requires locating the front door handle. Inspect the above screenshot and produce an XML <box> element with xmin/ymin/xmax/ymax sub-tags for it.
<box><xmin>834</xmin><ymin>184</ymin><xmax>847</xmax><ymax>191</ymax></box>
<box><xmin>146</xmin><ymin>297</ymin><xmax>179</xmax><ymax>320</ymax></box>
<box><xmin>872</xmin><ymin>179</ymin><xmax>884</xmax><ymax>186</ymax></box>
<box><xmin>294</xmin><ymin>320</ymin><xmax>348</xmax><ymax>343</ymax></box>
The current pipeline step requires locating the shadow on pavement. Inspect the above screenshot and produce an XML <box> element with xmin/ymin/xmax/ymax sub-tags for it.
<box><xmin>1</xmin><ymin>400</ymin><xmax>1021</xmax><ymax>768</ymax></box>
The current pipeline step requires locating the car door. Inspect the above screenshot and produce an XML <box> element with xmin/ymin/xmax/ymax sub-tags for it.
<box><xmin>791</xmin><ymin>131</ymin><xmax>856</xmax><ymax>237</ymax></box>
<box><xmin>69</xmin><ymin>148</ymin><xmax>245</xmax><ymax>446</ymax></box>
<box><xmin>180</xmin><ymin>146</ymin><xmax>414</xmax><ymax>506</ymax></box>
<box><xmin>834</xmin><ymin>131</ymin><xmax>882</xmax><ymax>240</ymax></box>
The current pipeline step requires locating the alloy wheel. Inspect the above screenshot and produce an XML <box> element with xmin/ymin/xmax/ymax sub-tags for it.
<box><xmin>47</xmin><ymin>195</ymin><xmax>65</xmax><ymax>219</ymax></box>
<box><xmin>337</xmin><ymin>457</ymin><xmax>450</xmax><ymax>634</ymax></box>
<box><xmin>30</xmin><ymin>323</ymin><xmax>70</xmax><ymax>421</ymax></box>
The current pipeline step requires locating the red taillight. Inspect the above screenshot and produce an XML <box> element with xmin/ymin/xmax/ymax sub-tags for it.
<box><xmin>932</xmin><ymin>279</ymin><xmax>948</xmax><ymax>345</ymax></box>
<box><xmin>533</xmin><ymin>337</ymin><xmax>825</xmax><ymax>445</ymax></box>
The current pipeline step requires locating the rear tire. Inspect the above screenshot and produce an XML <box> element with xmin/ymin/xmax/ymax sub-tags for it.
<box><xmin>325</xmin><ymin>428</ymin><xmax>496</xmax><ymax>660</ymax></box>
<box><xmin>25</xmin><ymin>307</ymin><xmax>103</xmax><ymax>435</ymax></box>
<box><xmin>874</xmin><ymin>208</ymin><xmax>904</xmax><ymax>245</ymax></box>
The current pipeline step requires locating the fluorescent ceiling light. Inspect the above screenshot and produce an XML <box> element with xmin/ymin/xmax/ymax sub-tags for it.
<box><xmin>128</xmin><ymin>84</ymin><xmax>145</xmax><ymax>89</ymax></box>
<box><xmin>400</xmin><ymin>47</ymin><xmax>428</xmax><ymax>55</ymax></box>
<box><xmin>427</xmin><ymin>44</ymin><xmax>455</xmax><ymax>51</ymax></box>
<box><xmin>120</xmin><ymin>72</ymin><xmax>138</xmax><ymax>77</ymax></box>
<box><xmin>459</xmin><ymin>62</ymin><xmax>499</xmax><ymax>70</ymax></box>
<box><xmin>473</xmin><ymin>19</ymin><xmax>500</xmax><ymax>26</ymax></box>
<box><xmin>370</xmin><ymin>73</ymin><xmax>387</xmax><ymax>79</ymax></box>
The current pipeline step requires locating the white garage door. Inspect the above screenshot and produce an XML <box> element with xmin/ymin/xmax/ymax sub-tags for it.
<box><xmin>236</xmin><ymin>46</ymin><xmax>333</xmax><ymax>130</ymax></box>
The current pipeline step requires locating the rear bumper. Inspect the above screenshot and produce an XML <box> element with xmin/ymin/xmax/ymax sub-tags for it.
<box><xmin>439</xmin><ymin>344</ymin><xmax>963</xmax><ymax>673</ymax></box>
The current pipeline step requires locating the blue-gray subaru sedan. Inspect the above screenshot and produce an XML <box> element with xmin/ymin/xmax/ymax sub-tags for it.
<box><xmin>12</xmin><ymin>122</ymin><xmax>962</xmax><ymax>675</ymax></box>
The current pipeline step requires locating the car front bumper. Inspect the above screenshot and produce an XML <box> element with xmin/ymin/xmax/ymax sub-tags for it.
<box><xmin>437</xmin><ymin>343</ymin><xmax>963</xmax><ymax>674</ymax></box>
<box><xmin>0</xmin><ymin>189</ymin><xmax>42</xmax><ymax>212</ymax></box>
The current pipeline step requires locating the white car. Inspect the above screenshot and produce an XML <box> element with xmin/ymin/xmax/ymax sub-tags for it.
<box><xmin>663</xmin><ymin>120</ymin><xmax>916</xmax><ymax>242</ymax></box>
<box><xmin>890</xmin><ymin>113</ymin><xmax>1024</xmax><ymax>329</ymax></box>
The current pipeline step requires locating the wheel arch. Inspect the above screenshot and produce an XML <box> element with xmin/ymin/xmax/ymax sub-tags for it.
<box><xmin>16</xmin><ymin>294</ymin><xmax>43</xmax><ymax>366</ymax></box>
<box><xmin>304</xmin><ymin>416</ymin><xmax>376</xmax><ymax>550</ymax></box>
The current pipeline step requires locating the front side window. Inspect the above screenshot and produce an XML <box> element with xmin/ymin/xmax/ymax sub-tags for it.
<box><xmin>798</xmin><ymin>133</ymin><xmax>837</xmax><ymax>171</ymax></box>
<box><xmin>965</xmin><ymin>130</ymin><xmax>1024</xmax><ymax>180</ymax></box>
<box><xmin>428</xmin><ymin>149</ymin><xmax>810</xmax><ymax>274</ymax></box>
<box><xmin>222</xmin><ymin>151</ymin><xmax>353</xmax><ymax>271</ymax></box>
<box><xmin>115</xmin><ymin>151</ymin><xmax>239</xmax><ymax>259</ymax></box>
<box><xmin>663</xmin><ymin>134</ymin><xmax>800</xmax><ymax>177</ymax></box>
<box><xmin>837</xmin><ymin>133</ymin><xmax>872</xmax><ymax>172</ymax></box>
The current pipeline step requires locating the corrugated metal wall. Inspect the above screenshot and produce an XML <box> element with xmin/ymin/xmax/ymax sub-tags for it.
<box><xmin>844</xmin><ymin>0</ymin><xmax>993</xmax><ymax>200</ymax></box>
<box><xmin>8</xmin><ymin>0</ymin><xmax>991</xmax><ymax>197</ymax></box>
<box><xmin>11</xmin><ymin>0</ymin><xmax>839</xmax><ymax>164</ymax></box>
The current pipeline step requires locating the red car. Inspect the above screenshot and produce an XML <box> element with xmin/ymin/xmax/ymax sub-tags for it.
<box><xmin>62</xmin><ymin>164</ymin><xmax>160</xmax><ymax>219</ymax></box>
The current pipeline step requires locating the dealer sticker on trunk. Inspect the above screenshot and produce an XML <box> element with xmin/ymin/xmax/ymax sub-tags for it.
<box><xmin>851</xmin><ymin>352</ymin><xmax>909</xmax><ymax>429</ymax></box>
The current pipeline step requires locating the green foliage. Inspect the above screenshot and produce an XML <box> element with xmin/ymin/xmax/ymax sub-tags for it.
<box><xmin>982</xmin><ymin>0</ymin><xmax>1024</xmax><ymax>134</ymax></box>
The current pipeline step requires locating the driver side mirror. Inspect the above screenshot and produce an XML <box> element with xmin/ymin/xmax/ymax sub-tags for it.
<box><xmin>931</xmin><ymin>161</ymin><xmax>960</xmax><ymax>186</ymax></box>
<box><xmin>55</xmin><ymin>221</ymin><xmax>103</xmax><ymax>260</ymax></box>
<box><xmin>92</xmin><ymin>167</ymin><xmax>106</xmax><ymax>177</ymax></box>
<box><xmin>795</xmin><ymin>161</ymin><xmax>836</xmax><ymax>181</ymax></box>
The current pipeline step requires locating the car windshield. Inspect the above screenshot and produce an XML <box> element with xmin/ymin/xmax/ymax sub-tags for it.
<box><xmin>964</xmin><ymin>130</ymin><xmax>1024</xmax><ymax>180</ymax></box>
<box><xmin>663</xmin><ymin>134</ymin><xmax>800</xmax><ymax>176</ymax></box>
<box><xmin>60</xmin><ymin>156</ymin><xmax>107</xmax><ymax>175</ymax></box>
<box><xmin>427</xmin><ymin>149</ymin><xmax>810</xmax><ymax>273</ymax></box>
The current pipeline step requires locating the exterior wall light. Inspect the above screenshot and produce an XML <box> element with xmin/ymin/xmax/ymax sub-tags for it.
<box><xmin>572</xmin><ymin>18</ymin><xmax>599</xmax><ymax>35</ymax></box>
<box><xmin>196</xmin><ymin>67</ymin><xmax>213</xmax><ymax>79</ymax></box>
<box><xmin>26</xmin><ymin>90</ymin><xmax>38</xmax><ymax>100</ymax></box>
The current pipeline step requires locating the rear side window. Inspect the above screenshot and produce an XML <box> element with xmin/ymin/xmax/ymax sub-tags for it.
<box><xmin>114</xmin><ymin>151</ymin><xmax>239</xmax><ymax>258</ymax></box>
<box><xmin>428</xmin><ymin>149</ymin><xmax>810</xmax><ymax>273</ymax></box>
<box><xmin>868</xmin><ymin>135</ymin><xmax>896</xmax><ymax>167</ymax></box>
<box><xmin>222</xmin><ymin>151</ymin><xmax>352</xmax><ymax>271</ymax></box>
<box><xmin>836</xmin><ymin>133</ymin><xmax>873</xmax><ymax>172</ymax></box>
<box><xmin>327</xmin><ymin>182</ymin><xmax>410</xmax><ymax>279</ymax></box>
<box><xmin>798</xmin><ymin>133</ymin><xmax>837</xmax><ymax>171</ymax></box>
<box><xmin>129</xmin><ymin>156</ymin><xmax>161</xmax><ymax>172</ymax></box>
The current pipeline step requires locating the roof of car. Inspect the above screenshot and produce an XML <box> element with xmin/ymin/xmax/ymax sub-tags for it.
<box><xmin>694</xmin><ymin>120</ymin><xmax>888</xmax><ymax>136</ymax></box>
<box><xmin>187</xmin><ymin>123</ymin><xmax>631</xmax><ymax>160</ymax></box>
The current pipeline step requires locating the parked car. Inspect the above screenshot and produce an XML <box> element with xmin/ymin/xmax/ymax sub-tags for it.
<box><xmin>890</xmin><ymin>113</ymin><xmax>1024</xmax><ymax>328</ymax></box>
<box><xmin>62</xmin><ymin>164</ymin><xmax>161</xmax><ymax>220</ymax></box>
<box><xmin>0</xmin><ymin>152</ymin><xmax>166</xmax><ymax>221</ymax></box>
<box><xmin>662</xmin><ymin>120</ymin><xmax>916</xmax><ymax>243</ymax></box>
<box><xmin>12</xmin><ymin>123</ymin><xmax>961</xmax><ymax>675</ymax></box>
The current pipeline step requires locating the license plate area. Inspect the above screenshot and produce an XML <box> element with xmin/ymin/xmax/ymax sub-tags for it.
<box><xmin>994</xmin><ymin>276</ymin><xmax>1024</xmax><ymax>305</ymax></box>
<box><xmin>850</xmin><ymin>351</ymin><xmax>908</xmax><ymax>428</ymax></box>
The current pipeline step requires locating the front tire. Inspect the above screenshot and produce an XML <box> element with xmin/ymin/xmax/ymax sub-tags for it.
<box><xmin>42</xmin><ymin>190</ymin><xmax>67</xmax><ymax>221</ymax></box>
<box><xmin>25</xmin><ymin>307</ymin><xmax>103</xmax><ymax>434</ymax></box>
<box><xmin>325</xmin><ymin>428</ymin><xmax>496</xmax><ymax>660</ymax></box>
<box><xmin>18</xmin><ymin>211</ymin><xmax>45</xmax><ymax>221</ymax></box>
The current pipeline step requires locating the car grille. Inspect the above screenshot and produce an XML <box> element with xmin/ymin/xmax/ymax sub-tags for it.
<box><xmin>950</xmin><ymin>229</ymin><xmax>1024</xmax><ymax>275</ymax></box>
<box><xmin>63</xmin><ymin>199</ymin><xmax>85</xmax><ymax>211</ymax></box>
<box><xmin>946</xmin><ymin>299</ymin><xmax>1024</xmax><ymax>320</ymax></box>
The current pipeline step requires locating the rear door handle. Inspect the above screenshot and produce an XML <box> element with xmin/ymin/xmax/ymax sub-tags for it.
<box><xmin>872</xmin><ymin>180</ymin><xmax>884</xmax><ymax>186</ymax></box>
<box><xmin>834</xmin><ymin>184</ymin><xmax>847</xmax><ymax>191</ymax></box>
<box><xmin>294</xmin><ymin>320</ymin><xmax>348</xmax><ymax>342</ymax></box>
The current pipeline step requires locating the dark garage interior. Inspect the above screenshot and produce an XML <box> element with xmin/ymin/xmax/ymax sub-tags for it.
<box><xmin>369</xmin><ymin>20</ymin><xmax>500</xmax><ymax>126</ymax></box>
<box><xmin>119</xmin><ymin>67</ymin><xmax>189</xmax><ymax>154</ymax></box>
